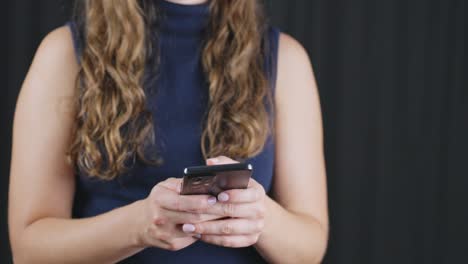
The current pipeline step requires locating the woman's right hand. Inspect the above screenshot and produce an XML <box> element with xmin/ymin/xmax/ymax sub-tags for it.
<box><xmin>135</xmin><ymin>178</ymin><xmax>221</xmax><ymax>251</ymax></box>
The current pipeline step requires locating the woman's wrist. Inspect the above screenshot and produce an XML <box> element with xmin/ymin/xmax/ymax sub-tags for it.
<box><xmin>256</xmin><ymin>196</ymin><xmax>279</xmax><ymax>246</ymax></box>
<box><xmin>127</xmin><ymin>199</ymin><xmax>150</xmax><ymax>249</ymax></box>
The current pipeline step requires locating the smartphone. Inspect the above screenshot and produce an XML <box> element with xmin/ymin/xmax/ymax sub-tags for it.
<box><xmin>181</xmin><ymin>162</ymin><xmax>253</xmax><ymax>196</ymax></box>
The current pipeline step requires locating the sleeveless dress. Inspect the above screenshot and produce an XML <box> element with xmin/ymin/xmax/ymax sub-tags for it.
<box><xmin>67</xmin><ymin>0</ymin><xmax>280</xmax><ymax>263</ymax></box>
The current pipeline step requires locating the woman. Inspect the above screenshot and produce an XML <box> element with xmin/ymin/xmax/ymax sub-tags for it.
<box><xmin>8</xmin><ymin>0</ymin><xmax>328</xmax><ymax>263</ymax></box>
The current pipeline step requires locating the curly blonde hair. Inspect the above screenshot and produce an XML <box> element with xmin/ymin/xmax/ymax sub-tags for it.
<box><xmin>68</xmin><ymin>0</ymin><xmax>275</xmax><ymax>180</ymax></box>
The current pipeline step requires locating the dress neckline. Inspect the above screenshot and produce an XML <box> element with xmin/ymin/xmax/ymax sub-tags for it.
<box><xmin>157</xmin><ymin>0</ymin><xmax>210</xmax><ymax>36</ymax></box>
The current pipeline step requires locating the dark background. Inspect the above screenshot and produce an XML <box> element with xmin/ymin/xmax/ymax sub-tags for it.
<box><xmin>2</xmin><ymin>0</ymin><xmax>467</xmax><ymax>263</ymax></box>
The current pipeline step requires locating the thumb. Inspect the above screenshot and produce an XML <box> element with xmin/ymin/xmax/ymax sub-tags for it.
<box><xmin>159</xmin><ymin>177</ymin><xmax>182</xmax><ymax>193</ymax></box>
<box><xmin>206</xmin><ymin>156</ymin><xmax>239</xmax><ymax>165</ymax></box>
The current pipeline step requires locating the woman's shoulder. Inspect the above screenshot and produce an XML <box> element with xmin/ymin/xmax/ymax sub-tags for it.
<box><xmin>278</xmin><ymin>31</ymin><xmax>310</xmax><ymax>62</ymax></box>
<box><xmin>34</xmin><ymin>24</ymin><xmax>79</xmax><ymax>69</ymax></box>
<box><xmin>39</xmin><ymin>25</ymin><xmax>75</xmax><ymax>56</ymax></box>
<box><xmin>264</xmin><ymin>26</ymin><xmax>312</xmax><ymax>95</ymax></box>
<box><xmin>274</xmin><ymin>29</ymin><xmax>316</xmax><ymax>103</ymax></box>
<box><xmin>20</xmin><ymin>25</ymin><xmax>79</xmax><ymax>103</ymax></box>
<box><xmin>266</xmin><ymin>25</ymin><xmax>307</xmax><ymax>54</ymax></box>
<box><xmin>276</xmin><ymin>30</ymin><xmax>312</xmax><ymax>78</ymax></box>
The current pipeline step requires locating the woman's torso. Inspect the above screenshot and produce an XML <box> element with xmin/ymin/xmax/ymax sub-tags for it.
<box><xmin>68</xmin><ymin>1</ymin><xmax>280</xmax><ymax>263</ymax></box>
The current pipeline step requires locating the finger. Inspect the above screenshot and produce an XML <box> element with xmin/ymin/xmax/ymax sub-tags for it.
<box><xmin>154</xmin><ymin>189</ymin><xmax>218</xmax><ymax>212</ymax></box>
<box><xmin>199</xmin><ymin>234</ymin><xmax>258</xmax><ymax>248</ymax></box>
<box><xmin>217</xmin><ymin>185</ymin><xmax>264</xmax><ymax>204</ymax></box>
<box><xmin>188</xmin><ymin>218</ymin><xmax>263</xmax><ymax>235</ymax></box>
<box><xmin>159</xmin><ymin>177</ymin><xmax>183</xmax><ymax>193</ymax></box>
<box><xmin>163</xmin><ymin>209</ymin><xmax>224</xmax><ymax>224</ymax></box>
<box><xmin>206</xmin><ymin>155</ymin><xmax>239</xmax><ymax>165</ymax></box>
<box><xmin>145</xmin><ymin>233</ymin><xmax>196</xmax><ymax>250</ymax></box>
<box><xmin>167</xmin><ymin>225</ymin><xmax>195</xmax><ymax>239</ymax></box>
<box><xmin>169</xmin><ymin>237</ymin><xmax>199</xmax><ymax>251</ymax></box>
<box><xmin>158</xmin><ymin>237</ymin><xmax>199</xmax><ymax>251</ymax></box>
<box><xmin>147</xmin><ymin>222</ymin><xmax>192</xmax><ymax>239</ymax></box>
<box><xmin>247</xmin><ymin>177</ymin><xmax>260</xmax><ymax>188</ymax></box>
<box><xmin>200</xmin><ymin>202</ymin><xmax>266</xmax><ymax>219</ymax></box>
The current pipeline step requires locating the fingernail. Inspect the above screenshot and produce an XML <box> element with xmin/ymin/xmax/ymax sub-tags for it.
<box><xmin>218</xmin><ymin>192</ymin><xmax>229</xmax><ymax>202</ymax></box>
<box><xmin>208</xmin><ymin>196</ymin><xmax>217</xmax><ymax>205</ymax></box>
<box><xmin>194</xmin><ymin>234</ymin><xmax>202</xmax><ymax>239</ymax></box>
<box><xmin>182</xmin><ymin>224</ymin><xmax>196</xmax><ymax>233</ymax></box>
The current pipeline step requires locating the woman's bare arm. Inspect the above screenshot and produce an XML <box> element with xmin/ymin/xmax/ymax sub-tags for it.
<box><xmin>253</xmin><ymin>33</ymin><xmax>329</xmax><ymax>263</ymax></box>
<box><xmin>8</xmin><ymin>25</ymin><xmax>238</xmax><ymax>264</ymax></box>
<box><xmin>8</xmin><ymin>26</ymin><xmax>148</xmax><ymax>264</ymax></box>
<box><xmin>177</xmin><ymin>33</ymin><xmax>329</xmax><ymax>263</ymax></box>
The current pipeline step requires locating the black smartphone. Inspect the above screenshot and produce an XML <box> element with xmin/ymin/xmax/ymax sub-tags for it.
<box><xmin>181</xmin><ymin>162</ymin><xmax>253</xmax><ymax>196</ymax></box>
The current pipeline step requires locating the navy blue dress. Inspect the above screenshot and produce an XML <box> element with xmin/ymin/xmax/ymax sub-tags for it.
<box><xmin>67</xmin><ymin>0</ymin><xmax>280</xmax><ymax>263</ymax></box>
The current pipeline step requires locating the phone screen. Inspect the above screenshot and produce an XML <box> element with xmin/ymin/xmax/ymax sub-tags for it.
<box><xmin>181</xmin><ymin>163</ymin><xmax>253</xmax><ymax>195</ymax></box>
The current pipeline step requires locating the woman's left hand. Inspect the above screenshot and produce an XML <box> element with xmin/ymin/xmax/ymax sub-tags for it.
<box><xmin>181</xmin><ymin>156</ymin><xmax>267</xmax><ymax>248</ymax></box>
